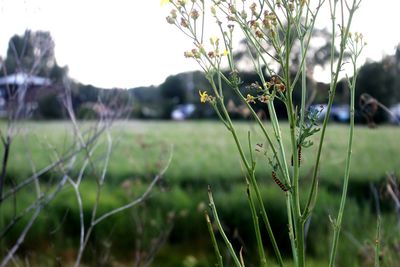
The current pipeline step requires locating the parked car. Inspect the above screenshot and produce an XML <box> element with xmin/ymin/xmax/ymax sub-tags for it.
<box><xmin>310</xmin><ymin>104</ymin><xmax>350</xmax><ymax>122</ymax></box>
<box><xmin>389</xmin><ymin>103</ymin><xmax>400</xmax><ymax>124</ymax></box>
<box><xmin>171</xmin><ymin>104</ymin><xmax>196</xmax><ymax>120</ymax></box>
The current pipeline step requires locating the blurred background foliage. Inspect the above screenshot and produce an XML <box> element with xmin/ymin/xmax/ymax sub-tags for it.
<box><xmin>1</xmin><ymin>30</ymin><xmax>400</xmax><ymax>123</ymax></box>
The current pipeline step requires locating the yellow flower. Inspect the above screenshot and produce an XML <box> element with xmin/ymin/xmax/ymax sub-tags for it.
<box><xmin>199</xmin><ymin>90</ymin><xmax>209</xmax><ymax>103</ymax></box>
<box><xmin>246</xmin><ymin>94</ymin><xmax>256</xmax><ymax>104</ymax></box>
<box><xmin>160</xmin><ymin>0</ymin><xmax>170</xmax><ymax>7</ymax></box>
<box><xmin>223</xmin><ymin>50</ymin><xmax>229</xmax><ymax>56</ymax></box>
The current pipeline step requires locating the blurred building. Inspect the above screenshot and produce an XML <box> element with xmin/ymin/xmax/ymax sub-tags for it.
<box><xmin>0</xmin><ymin>72</ymin><xmax>52</xmax><ymax>117</ymax></box>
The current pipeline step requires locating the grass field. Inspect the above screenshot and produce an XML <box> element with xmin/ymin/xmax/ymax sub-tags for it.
<box><xmin>1</xmin><ymin>120</ymin><xmax>400</xmax><ymax>266</ymax></box>
<box><xmin>6</xmin><ymin>120</ymin><xmax>400</xmax><ymax>184</ymax></box>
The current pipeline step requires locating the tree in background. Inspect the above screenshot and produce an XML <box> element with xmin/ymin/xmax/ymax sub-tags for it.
<box><xmin>355</xmin><ymin>44</ymin><xmax>400</xmax><ymax>122</ymax></box>
<box><xmin>0</xmin><ymin>30</ymin><xmax>69</xmax><ymax>119</ymax></box>
<box><xmin>160</xmin><ymin>75</ymin><xmax>187</xmax><ymax>104</ymax></box>
<box><xmin>2</xmin><ymin>30</ymin><xmax>68</xmax><ymax>83</ymax></box>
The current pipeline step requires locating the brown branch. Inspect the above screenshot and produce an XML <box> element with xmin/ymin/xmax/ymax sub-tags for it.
<box><xmin>0</xmin><ymin>136</ymin><xmax>11</xmax><ymax>201</ymax></box>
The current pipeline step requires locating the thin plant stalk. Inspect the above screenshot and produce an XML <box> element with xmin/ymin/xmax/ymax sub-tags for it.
<box><xmin>208</xmin><ymin>77</ymin><xmax>284</xmax><ymax>266</ymax></box>
<box><xmin>208</xmin><ymin>188</ymin><xmax>242</xmax><ymax>267</ymax></box>
<box><xmin>205</xmin><ymin>211</ymin><xmax>223</xmax><ymax>267</ymax></box>
<box><xmin>303</xmin><ymin>0</ymin><xmax>361</xmax><ymax>218</ymax></box>
<box><xmin>375</xmin><ymin>216</ymin><xmax>381</xmax><ymax>267</ymax></box>
<box><xmin>328</xmin><ymin>27</ymin><xmax>362</xmax><ymax>266</ymax></box>
<box><xmin>247</xmin><ymin>184</ymin><xmax>268</xmax><ymax>267</ymax></box>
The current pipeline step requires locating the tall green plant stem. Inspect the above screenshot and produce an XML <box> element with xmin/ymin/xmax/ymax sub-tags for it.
<box><xmin>375</xmin><ymin>216</ymin><xmax>381</xmax><ymax>267</ymax></box>
<box><xmin>208</xmin><ymin>77</ymin><xmax>285</xmax><ymax>267</ymax></box>
<box><xmin>247</xmin><ymin>183</ymin><xmax>268</xmax><ymax>267</ymax></box>
<box><xmin>228</xmin><ymin>8</ymin><xmax>300</xmax><ymax>264</ymax></box>
<box><xmin>279</xmin><ymin>7</ymin><xmax>306</xmax><ymax>266</ymax></box>
<box><xmin>328</xmin><ymin>47</ymin><xmax>358</xmax><ymax>267</ymax></box>
<box><xmin>303</xmin><ymin>0</ymin><xmax>359</xmax><ymax>218</ymax></box>
<box><xmin>208</xmin><ymin>189</ymin><xmax>242</xmax><ymax>267</ymax></box>
<box><xmin>286</xmin><ymin>88</ymin><xmax>305</xmax><ymax>267</ymax></box>
<box><xmin>235</xmin><ymin>6</ymin><xmax>326</xmax><ymax>263</ymax></box>
<box><xmin>205</xmin><ymin>211</ymin><xmax>224</xmax><ymax>267</ymax></box>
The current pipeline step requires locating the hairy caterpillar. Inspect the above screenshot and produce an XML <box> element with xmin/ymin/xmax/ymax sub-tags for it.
<box><xmin>272</xmin><ymin>171</ymin><xmax>288</xmax><ymax>192</ymax></box>
<box><xmin>291</xmin><ymin>145</ymin><xmax>302</xmax><ymax>166</ymax></box>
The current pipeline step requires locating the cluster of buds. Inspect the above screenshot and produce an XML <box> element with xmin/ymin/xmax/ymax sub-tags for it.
<box><xmin>177</xmin><ymin>0</ymin><xmax>187</xmax><ymax>7</ymax></box>
<box><xmin>166</xmin><ymin>9</ymin><xmax>177</xmax><ymax>24</ymax></box>
<box><xmin>184</xmin><ymin>48</ymin><xmax>201</xmax><ymax>59</ymax></box>
<box><xmin>248</xmin><ymin>10</ymin><xmax>278</xmax><ymax>39</ymax></box>
<box><xmin>250</xmin><ymin>20</ymin><xmax>259</xmax><ymax>30</ymax></box>
<box><xmin>228</xmin><ymin>4</ymin><xmax>236</xmax><ymax>14</ymax></box>
<box><xmin>207</xmin><ymin>50</ymin><xmax>229</xmax><ymax>59</ymax></box>
<box><xmin>164</xmin><ymin>1</ymin><xmax>200</xmax><ymax>28</ymax></box>
<box><xmin>258</xmin><ymin>94</ymin><xmax>270</xmax><ymax>103</ymax></box>
<box><xmin>250</xmin><ymin>3</ymin><xmax>257</xmax><ymax>17</ymax></box>
<box><xmin>245</xmin><ymin>93</ymin><xmax>270</xmax><ymax>104</ymax></box>
<box><xmin>262</xmin><ymin>11</ymin><xmax>277</xmax><ymax>30</ymax></box>
<box><xmin>353</xmin><ymin>32</ymin><xmax>364</xmax><ymax>43</ymax></box>
<box><xmin>255</xmin><ymin>30</ymin><xmax>264</xmax><ymax>39</ymax></box>
<box><xmin>181</xmin><ymin>18</ymin><xmax>189</xmax><ymax>28</ymax></box>
<box><xmin>249</xmin><ymin>20</ymin><xmax>265</xmax><ymax>39</ymax></box>
<box><xmin>270</xmin><ymin>75</ymin><xmax>286</xmax><ymax>92</ymax></box>
<box><xmin>190</xmin><ymin>9</ymin><xmax>199</xmax><ymax>20</ymax></box>
<box><xmin>246</xmin><ymin>82</ymin><xmax>271</xmax><ymax>104</ymax></box>
<box><xmin>207</xmin><ymin>37</ymin><xmax>229</xmax><ymax>59</ymax></box>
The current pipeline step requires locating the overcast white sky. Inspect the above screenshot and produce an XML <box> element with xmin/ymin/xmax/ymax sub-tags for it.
<box><xmin>0</xmin><ymin>0</ymin><xmax>399</xmax><ymax>88</ymax></box>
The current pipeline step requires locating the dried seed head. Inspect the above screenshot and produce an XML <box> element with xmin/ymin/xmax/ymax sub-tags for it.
<box><xmin>166</xmin><ymin>16</ymin><xmax>175</xmax><ymax>24</ymax></box>
<box><xmin>250</xmin><ymin>20</ymin><xmax>259</xmax><ymax>29</ymax></box>
<box><xmin>170</xmin><ymin>9</ymin><xmax>177</xmax><ymax>18</ymax></box>
<box><xmin>191</xmin><ymin>48</ymin><xmax>201</xmax><ymax>58</ymax></box>
<box><xmin>211</xmin><ymin>5</ymin><xmax>217</xmax><ymax>16</ymax></box>
<box><xmin>250</xmin><ymin>3</ymin><xmax>257</xmax><ymax>16</ymax></box>
<box><xmin>255</xmin><ymin>30</ymin><xmax>264</xmax><ymax>38</ymax></box>
<box><xmin>180</xmin><ymin>18</ymin><xmax>189</xmax><ymax>28</ymax></box>
<box><xmin>184</xmin><ymin>51</ymin><xmax>194</xmax><ymax>58</ymax></box>
<box><xmin>271</xmin><ymin>75</ymin><xmax>281</xmax><ymax>84</ymax></box>
<box><xmin>190</xmin><ymin>9</ymin><xmax>199</xmax><ymax>20</ymax></box>
<box><xmin>229</xmin><ymin>4</ymin><xmax>236</xmax><ymax>14</ymax></box>
<box><xmin>262</xmin><ymin>18</ymin><xmax>271</xmax><ymax>29</ymax></box>
<box><xmin>278</xmin><ymin>83</ymin><xmax>286</xmax><ymax>92</ymax></box>
<box><xmin>258</xmin><ymin>94</ymin><xmax>270</xmax><ymax>103</ymax></box>
<box><xmin>240</xmin><ymin>10</ymin><xmax>248</xmax><ymax>20</ymax></box>
<box><xmin>177</xmin><ymin>0</ymin><xmax>187</xmax><ymax>6</ymax></box>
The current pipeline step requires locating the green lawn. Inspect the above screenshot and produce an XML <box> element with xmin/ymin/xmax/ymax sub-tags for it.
<box><xmin>6</xmin><ymin>120</ymin><xmax>399</xmax><ymax>185</ymax></box>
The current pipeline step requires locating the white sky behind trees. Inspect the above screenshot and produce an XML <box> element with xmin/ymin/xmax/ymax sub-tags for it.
<box><xmin>0</xmin><ymin>0</ymin><xmax>399</xmax><ymax>88</ymax></box>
